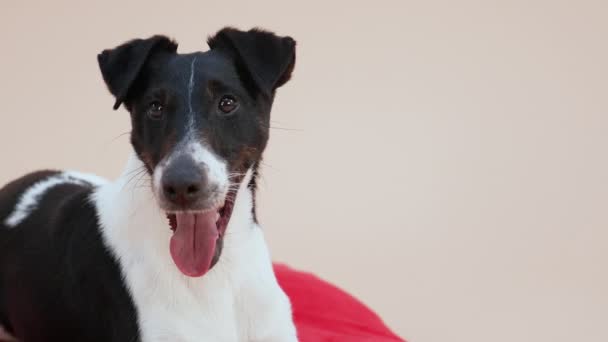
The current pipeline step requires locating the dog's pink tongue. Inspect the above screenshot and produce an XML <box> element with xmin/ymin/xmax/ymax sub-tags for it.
<box><xmin>169</xmin><ymin>212</ymin><xmax>218</xmax><ymax>277</ymax></box>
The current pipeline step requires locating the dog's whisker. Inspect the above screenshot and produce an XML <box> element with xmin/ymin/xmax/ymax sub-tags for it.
<box><xmin>266</xmin><ymin>125</ymin><xmax>303</xmax><ymax>132</ymax></box>
<box><xmin>109</xmin><ymin>131</ymin><xmax>132</xmax><ymax>143</ymax></box>
<box><xmin>123</xmin><ymin>167</ymin><xmax>147</xmax><ymax>183</ymax></box>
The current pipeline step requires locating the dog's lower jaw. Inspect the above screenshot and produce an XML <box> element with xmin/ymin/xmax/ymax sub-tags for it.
<box><xmin>92</xmin><ymin>153</ymin><xmax>297</xmax><ymax>341</ymax></box>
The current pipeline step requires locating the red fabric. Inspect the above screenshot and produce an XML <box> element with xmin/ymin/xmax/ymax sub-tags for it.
<box><xmin>274</xmin><ymin>264</ymin><xmax>405</xmax><ymax>342</ymax></box>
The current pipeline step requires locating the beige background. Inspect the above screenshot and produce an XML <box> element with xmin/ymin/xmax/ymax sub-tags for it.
<box><xmin>1</xmin><ymin>1</ymin><xmax>607</xmax><ymax>341</ymax></box>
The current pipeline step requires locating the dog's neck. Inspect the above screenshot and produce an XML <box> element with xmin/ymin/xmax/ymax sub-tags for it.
<box><xmin>94</xmin><ymin>152</ymin><xmax>257</xmax><ymax>271</ymax></box>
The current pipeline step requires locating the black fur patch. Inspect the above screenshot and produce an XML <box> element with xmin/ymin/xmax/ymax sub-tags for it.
<box><xmin>0</xmin><ymin>173</ymin><xmax>140</xmax><ymax>341</ymax></box>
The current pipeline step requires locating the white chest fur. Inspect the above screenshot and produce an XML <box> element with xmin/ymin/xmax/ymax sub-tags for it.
<box><xmin>93</xmin><ymin>156</ymin><xmax>297</xmax><ymax>342</ymax></box>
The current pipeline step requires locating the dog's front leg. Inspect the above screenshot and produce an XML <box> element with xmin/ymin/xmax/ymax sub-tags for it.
<box><xmin>247</xmin><ymin>291</ymin><xmax>299</xmax><ymax>342</ymax></box>
<box><xmin>253</xmin><ymin>329</ymin><xmax>299</xmax><ymax>342</ymax></box>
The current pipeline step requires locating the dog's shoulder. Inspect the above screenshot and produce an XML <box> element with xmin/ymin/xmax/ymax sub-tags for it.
<box><xmin>0</xmin><ymin>170</ymin><xmax>112</xmax><ymax>268</ymax></box>
<box><xmin>0</xmin><ymin>170</ymin><xmax>60</xmax><ymax>223</ymax></box>
<box><xmin>0</xmin><ymin>170</ymin><xmax>106</xmax><ymax>229</ymax></box>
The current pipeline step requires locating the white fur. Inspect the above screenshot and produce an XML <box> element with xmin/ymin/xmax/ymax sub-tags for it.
<box><xmin>94</xmin><ymin>153</ymin><xmax>297</xmax><ymax>342</ymax></box>
<box><xmin>187</xmin><ymin>56</ymin><xmax>197</xmax><ymax>122</ymax></box>
<box><xmin>3</xmin><ymin>171</ymin><xmax>106</xmax><ymax>228</ymax></box>
<box><xmin>187</xmin><ymin>141</ymin><xmax>229</xmax><ymax>192</ymax></box>
<box><xmin>152</xmin><ymin>139</ymin><xmax>229</xmax><ymax>208</ymax></box>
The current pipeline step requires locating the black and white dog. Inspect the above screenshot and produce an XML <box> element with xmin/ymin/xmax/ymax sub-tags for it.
<box><xmin>0</xmin><ymin>27</ymin><xmax>298</xmax><ymax>341</ymax></box>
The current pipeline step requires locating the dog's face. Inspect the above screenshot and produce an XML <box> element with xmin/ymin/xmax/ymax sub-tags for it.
<box><xmin>98</xmin><ymin>28</ymin><xmax>295</xmax><ymax>277</ymax></box>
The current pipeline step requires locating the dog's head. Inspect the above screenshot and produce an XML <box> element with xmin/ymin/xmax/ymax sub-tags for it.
<box><xmin>98</xmin><ymin>27</ymin><xmax>296</xmax><ymax>277</ymax></box>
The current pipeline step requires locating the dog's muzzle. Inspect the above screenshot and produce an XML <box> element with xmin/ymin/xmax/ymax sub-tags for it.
<box><xmin>160</xmin><ymin>154</ymin><xmax>224</xmax><ymax>211</ymax></box>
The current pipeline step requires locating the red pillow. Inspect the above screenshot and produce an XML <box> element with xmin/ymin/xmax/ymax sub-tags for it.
<box><xmin>274</xmin><ymin>264</ymin><xmax>405</xmax><ymax>342</ymax></box>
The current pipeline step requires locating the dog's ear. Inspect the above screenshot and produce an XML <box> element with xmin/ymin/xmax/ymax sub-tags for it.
<box><xmin>98</xmin><ymin>36</ymin><xmax>177</xmax><ymax>110</ymax></box>
<box><xmin>207</xmin><ymin>27</ymin><xmax>296</xmax><ymax>96</ymax></box>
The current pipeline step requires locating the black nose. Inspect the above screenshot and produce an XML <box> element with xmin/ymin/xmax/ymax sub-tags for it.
<box><xmin>161</xmin><ymin>155</ymin><xmax>207</xmax><ymax>207</ymax></box>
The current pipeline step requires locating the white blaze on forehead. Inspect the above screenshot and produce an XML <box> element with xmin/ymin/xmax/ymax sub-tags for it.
<box><xmin>187</xmin><ymin>56</ymin><xmax>198</xmax><ymax>130</ymax></box>
<box><xmin>3</xmin><ymin>171</ymin><xmax>107</xmax><ymax>228</ymax></box>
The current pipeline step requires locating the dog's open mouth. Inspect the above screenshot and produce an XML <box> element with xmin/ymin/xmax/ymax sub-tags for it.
<box><xmin>166</xmin><ymin>189</ymin><xmax>236</xmax><ymax>277</ymax></box>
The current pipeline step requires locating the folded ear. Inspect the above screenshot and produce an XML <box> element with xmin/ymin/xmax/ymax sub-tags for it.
<box><xmin>98</xmin><ymin>36</ymin><xmax>177</xmax><ymax>110</ymax></box>
<box><xmin>207</xmin><ymin>27</ymin><xmax>296</xmax><ymax>96</ymax></box>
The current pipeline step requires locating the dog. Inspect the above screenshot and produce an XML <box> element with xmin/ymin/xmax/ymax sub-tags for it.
<box><xmin>0</xmin><ymin>27</ymin><xmax>298</xmax><ymax>342</ymax></box>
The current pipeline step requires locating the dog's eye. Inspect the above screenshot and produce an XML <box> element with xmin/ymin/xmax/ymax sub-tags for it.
<box><xmin>147</xmin><ymin>101</ymin><xmax>164</xmax><ymax>120</ymax></box>
<box><xmin>218</xmin><ymin>96</ymin><xmax>238</xmax><ymax>115</ymax></box>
